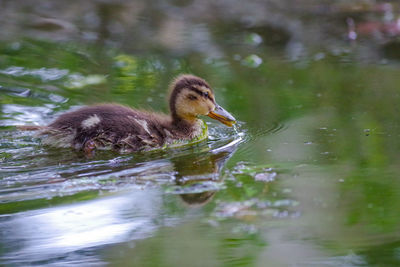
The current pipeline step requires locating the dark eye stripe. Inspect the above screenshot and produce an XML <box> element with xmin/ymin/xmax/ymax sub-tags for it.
<box><xmin>190</xmin><ymin>87</ymin><xmax>204</xmax><ymax>96</ymax></box>
<box><xmin>190</xmin><ymin>87</ymin><xmax>214</xmax><ymax>101</ymax></box>
<box><xmin>188</xmin><ymin>94</ymin><xmax>197</xmax><ymax>100</ymax></box>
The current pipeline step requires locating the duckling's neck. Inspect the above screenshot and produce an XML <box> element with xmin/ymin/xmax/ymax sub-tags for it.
<box><xmin>170</xmin><ymin>114</ymin><xmax>202</xmax><ymax>138</ymax></box>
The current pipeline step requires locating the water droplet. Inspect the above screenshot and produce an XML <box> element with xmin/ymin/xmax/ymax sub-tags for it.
<box><xmin>348</xmin><ymin>31</ymin><xmax>357</xmax><ymax>41</ymax></box>
<box><xmin>242</xmin><ymin>54</ymin><xmax>262</xmax><ymax>68</ymax></box>
<box><xmin>246</xmin><ymin>33</ymin><xmax>263</xmax><ymax>46</ymax></box>
<box><xmin>233</xmin><ymin>124</ymin><xmax>239</xmax><ymax>134</ymax></box>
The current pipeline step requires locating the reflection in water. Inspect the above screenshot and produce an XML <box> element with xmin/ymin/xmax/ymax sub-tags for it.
<box><xmin>0</xmin><ymin>189</ymin><xmax>162</xmax><ymax>265</ymax></box>
<box><xmin>0</xmin><ymin>133</ymin><xmax>241</xmax><ymax>265</ymax></box>
<box><xmin>173</xmin><ymin>137</ymin><xmax>241</xmax><ymax>205</ymax></box>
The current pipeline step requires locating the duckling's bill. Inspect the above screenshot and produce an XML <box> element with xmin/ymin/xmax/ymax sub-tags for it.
<box><xmin>207</xmin><ymin>104</ymin><xmax>236</xmax><ymax>127</ymax></box>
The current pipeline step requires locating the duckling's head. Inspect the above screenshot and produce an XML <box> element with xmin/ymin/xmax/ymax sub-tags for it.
<box><xmin>169</xmin><ymin>74</ymin><xmax>236</xmax><ymax>127</ymax></box>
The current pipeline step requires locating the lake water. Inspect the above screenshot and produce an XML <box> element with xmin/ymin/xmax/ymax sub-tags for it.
<box><xmin>1</xmin><ymin>1</ymin><xmax>400</xmax><ymax>266</ymax></box>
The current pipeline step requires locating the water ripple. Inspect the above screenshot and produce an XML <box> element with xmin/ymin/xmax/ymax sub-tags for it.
<box><xmin>0</xmin><ymin>118</ymin><xmax>246</xmax><ymax>209</ymax></box>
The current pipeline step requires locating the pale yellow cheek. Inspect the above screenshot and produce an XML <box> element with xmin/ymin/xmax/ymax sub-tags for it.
<box><xmin>175</xmin><ymin>92</ymin><xmax>215</xmax><ymax>117</ymax></box>
<box><xmin>196</xmin><ymin>103</ymin><xmax>211</xmax><ymax>115</ymax></box>
<box><xmin>178</xmin><ymin>102</ymin><xmax>195</xmax><ymax>115</ymax></box>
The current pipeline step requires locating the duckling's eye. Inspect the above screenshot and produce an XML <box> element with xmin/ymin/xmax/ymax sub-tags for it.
<box><xmin>203</xmin><ymin>92</ymin><xmax>209</xmax><ymax>98</ymax></box>
<box><xmin>188</xmin><ymin>94</ymin><xmax>198</xmax><ymax>100</ymax></box>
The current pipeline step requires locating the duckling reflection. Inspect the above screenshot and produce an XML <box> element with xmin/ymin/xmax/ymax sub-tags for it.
<box><xmin>171</xmin><ymin>138</ymin><xmax>241</xmax><ymax>205</ymax></box>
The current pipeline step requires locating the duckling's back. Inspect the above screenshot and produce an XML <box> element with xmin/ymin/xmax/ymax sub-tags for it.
<box><xmin>41</xmin><ymin>104</ymin><xmax>169</xmax><ymax>153</ymax></box>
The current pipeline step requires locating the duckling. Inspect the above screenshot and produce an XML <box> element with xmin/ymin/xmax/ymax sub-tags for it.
<box><xmin>19</xmin><ymin>74</ymin><xmax>236</xmax><ymax>155</ymax></box>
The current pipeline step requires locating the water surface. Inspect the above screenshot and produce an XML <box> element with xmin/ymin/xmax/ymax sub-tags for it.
<box><xmin>2</xmin><ymin>1</ymin><xmax>400</xmax><ymax>266</ymax></box>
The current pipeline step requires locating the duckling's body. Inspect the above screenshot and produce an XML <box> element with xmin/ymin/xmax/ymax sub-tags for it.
<box><xmin>40</xmin><ymin>104</ymin><xmax>205</xmax><ymax>153</ymax></box>
<box><xmin>22</xmin><ymin>75</ymin><xmax>236</xmax><ymax>155</ymax></box>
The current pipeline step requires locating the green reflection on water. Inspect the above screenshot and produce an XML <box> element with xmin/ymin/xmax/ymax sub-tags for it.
<box><xmin>1</xmin><ymin>38</ymin><xmax>400</xmax><ymax>266</ymax></box>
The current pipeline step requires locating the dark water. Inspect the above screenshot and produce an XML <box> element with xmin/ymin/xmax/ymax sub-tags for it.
<box><xmin>2</xmin><ymin>1</ymin><xmax>400</xmax><ymax>266</ymax></box>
